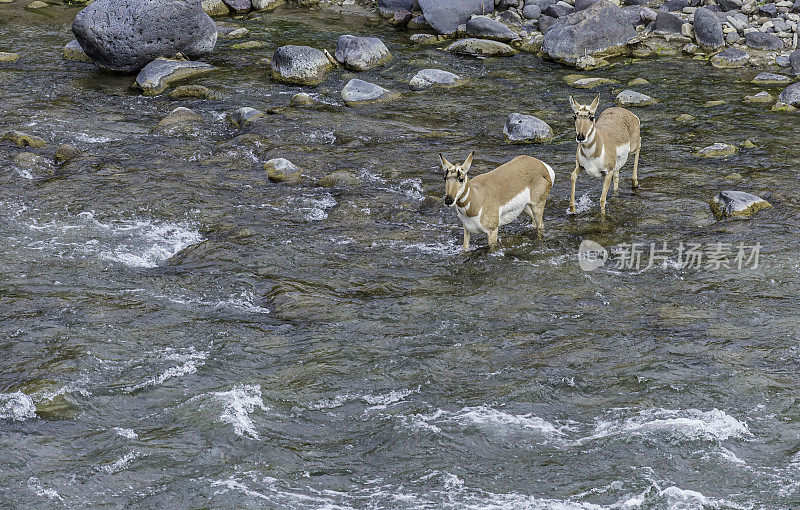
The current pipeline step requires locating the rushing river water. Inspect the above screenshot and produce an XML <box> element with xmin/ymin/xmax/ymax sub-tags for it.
<box><xmin>2</xmin><ymin>3</ymin><xmax>800</xmax><ymax>508</ymax></box>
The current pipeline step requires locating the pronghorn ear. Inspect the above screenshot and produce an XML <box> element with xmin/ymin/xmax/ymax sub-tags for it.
<box><xmin>589</xmin><ymin>94</ymin><xmax>600</xmax><ymax>114</ymax></box>
<box><xmin>569</xmin><ymin>95</ymin><xmax>579</xmax><ymax>113</ymax></box>
<box><xmin>439</xmin><ymin>153</ymin><xmax>452</xmax><ymax>169</ymax></box>
<box><xmin>462</xmin><ymin>151</ymin><xmax>474</xmax><ymax>173</ymax></box>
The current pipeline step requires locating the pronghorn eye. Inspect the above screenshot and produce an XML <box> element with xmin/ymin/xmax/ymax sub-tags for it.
<box><xmin>573</xmin><ymin>114</ymin><xmax>577</xmax><ymax>120</ymax></box>
<box><xmin>590</xmin><ymin>115</ymin><xmax>596</xmax><ymax>121</ymax></box>
<box><xmin>458</xmin><ymin>176</ymin><xmax>464</xmax><ymax>183</ymax></box>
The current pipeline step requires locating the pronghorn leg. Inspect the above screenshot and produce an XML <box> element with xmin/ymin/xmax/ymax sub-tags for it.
<box><xmin>570</xmin><ymin>156</ymin><xmax>579</xmax><ymax>213</ymax></box>
<box><xmin>488</xmin><ymin>229</ymin><xmax>499</xmax><ymax>247</ymax></box>
<box><xmin>463</xmin><ymin>227</ymin><xmax>470</xmax><ymax>251</ymax></box>
<box><xmin>534</xmin><ymin>201</ymin><xmax>545</xmax><ymax>232</ymax></box>
<box><xmin>599</xmin><ymin>171</ymin><xmax>614</xmax><ymax>218</ymax></box>
<box><xmin>632</xmin><ymin>142</ymin><xmax>641</xmax><ymax>189</ymax></box>
<box><xmin>613</xmin><ymin>167</ymin><xmax>620</xmax><ymax>196</ymax></box>
<box><xmin>524</xmin><ymin>204</ymin><xmax>536</xmax><ymax>227</ymax></box>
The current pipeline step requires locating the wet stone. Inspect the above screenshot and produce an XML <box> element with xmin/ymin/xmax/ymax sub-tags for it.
<box><xmin>409</xmin><ymin>69</ymin><xmax>462</xmax><ymax>90</ymax></box>
<box><xmin>697</xmin><ymin>142</ymin><xmax>738</xmax><ymax>158</ymax></box>
<box><xmin>334</xmin><ymin>35</ymin><xmax>392</xmax><ymax>71</ymax></box>
<box><xmin>290</xmin><ymin>92</ymin><xmax>315</xmax><ymax>106</ymax></box>
<box><xmin>503</xmin><ymin>113</ymin><xmax>553</xmax><ymax>143</ymax></box>
<box><xmin>744</xmin><ymin>91</ymin><xmax>774</xmax><ymax>103</ymax></box>
<box><xmin>710</xmin><ymin>47</ymin><xmax>750</xmax><ymax>68</ymax></box>
<box><xmin>565</xmin><ymin>75</ymin><xmax>618</xmax><ymax>88</ymax></box>
<box><xmin>2</xmin><ymin>130</ymin><xmax>46</xmax><ymax>147</ymax></box>
<box><xmin>14</xmin><ymin>152</ymin><xmax>55</xmax><ymax>177</ymax></box>
<box><xmin>227</xmin><ymin>107</ymin><xmax>264</xmax><ymax>127</ymax></box>
<box><xmin>778</xmin><ymin>82</ymin><xmax>800</xmax><ymax>106</ymax></box>
<box><xmin>751</xmin><ymin>72</ymin><xmax>792</xmax><ymax>85</ymax></box>
<box><xmin>154</xmin><ymin>107</ymin><xmax>203</xmax><ymax>133</ymax></box>
<box><xmin>709</xmin><ymin>190</ymin><xmax>771</xmax><ymax>219</ymax></box>
<box><xmin>341</xmin><ymin>79</ymin><xmax>396</xmax><ymax>105</ymax></box>
<box><xmin>134</xmin><ymin>59</ymin><xmax>217</xmax><ymax>96</ymax></box>
<box><xmin>265</xmin><ymin>158</ymin><xmax>302</xmax><ymax>183</ymax></box>
<box><xmin>0</xmin><ymin>52</ymin><xmax>20</xmax><ymax>62</ymax></box>
<box><xmin>169</xmin><ymin>84</ymin><xmax>218</xmax><ymax>99</ymax></box>
<box><xmin>55</xmin><ymin>144</ymin><xmax>81</xmax><ymax>164</ymax></box>
<box><xmin>231</xmin><ymin>40</ymin><xmax>266</xmax><ymax>50</ymax></box>
<box><xmin>318</xmin><ymin>169</ymin><xmax>359</xmax><ymax>188</ymax></box>
<box><xmin>615</xmin><ymin>89</ymin><xmax>657</xmax><ymax>106</ymax></box>
<box><xmin>63</xmin><ymin>40</ymin><xmax>91</xmax><ymax>62</ymax></box>
<box><xmin>271</xmin><ymin>45</ymin><xmax>333</xmax><ymax>86</ymax></box>
<box><xmin>446</xmin><ymin>38</ymin><xmax>517</xmax><ymax>57</ymax></box>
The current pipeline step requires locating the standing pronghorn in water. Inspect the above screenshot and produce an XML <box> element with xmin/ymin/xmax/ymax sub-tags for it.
<box><xmin>441</xmin><ymin>152</ymin><xmax>554</xmax><ymax>250</ymax></box>
<box><xmin>569</xmin><ymin>94</ymin><xmax>642</xmax><ymax>217</ymax></box>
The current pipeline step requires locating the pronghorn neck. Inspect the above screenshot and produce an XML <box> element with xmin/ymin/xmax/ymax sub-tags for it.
<box><xmin>455</xmin><ymin>178</ymin><xmax>481</xmax><ymax>216</ymax></box>
<box><xmin>579</xmin><ymin>122</ymin><xmax>603</xmax><ymax>158</ymax></box>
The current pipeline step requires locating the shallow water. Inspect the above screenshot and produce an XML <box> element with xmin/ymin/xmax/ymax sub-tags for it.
<box><xmin>1</xmin><ymin>3</ymin><xmax>800</xmax><ymax>509</ymax></box>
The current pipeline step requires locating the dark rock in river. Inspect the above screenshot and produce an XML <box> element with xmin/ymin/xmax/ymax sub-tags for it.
<box><xmin>271</xmin><ymin>45</ymin><xmax>333</xmax><ymax>86</ymax></box>
<box><xmin>222</xmin><ymin>0</ymin><xmax>251</xmax><ymax>13</ymax></box>
<box><xmin>757</xmin><ymin>3</ymin><xmax>777</xmax><ymax>17</ymax></box>
<box><xmin>503</xmin><ymin>113</ymin><xmax>553</xmax><ymax>142</ymax></box>
<box><xmin>2</xmin><ymin>130</ymin><xmax>46</xmax><ymax>147</ymax></box>
<box><xmin>538</xmin><ymin>15</ymin><xmax>557</xmax><ymax>33</ymax></box>
<box><xmin>541</xmin><ymin>0</ymin><xmax>636</xmax><ymax>66</ymax></box>
<box><xmin>574</xmin><ymin>0</ymin><xmax>600</xmax><ymax>12</ymax></box>
<box><xmin>334</xmin><ymin>35</ymin><xmax>392</xmax><ymax>71</ymax></box>
<box><xmin>716</xmin><ymin>0</ymin><xmax>742</xmax><ymax>10</ymax></box>
<box><xmin>265</xmin><ymin>158</ymin><xmax>302</xmax><ymax>184</ymax></box>
<box><xmin>418</xmin><ymin>0</ymin><xmax>494</xmax><ymax>34</ymax></box>
<box><xmin>466</xmin><ymin>16</ymin><xmax>518</xmax><ymax>42</ymax></box>
<box><xmin>653</xmin><ymin>11</ymin><xmax>684</xmax><ymax>34</ymax></box>
<box><xmin>71</xmin><ymin>0</ymin><xmax>217</xmax><ymax>73</ymax></box>
<box><xmin>446</xmin><ymin>38</ymin><xmax>517</xmax><ymax>57</ymax></box>
<box><xmin>522</xmin><ymin>4</ymin><xmax>541</xmax><ymax>18</ymax></box>
<box><xmin>693</xmin><ymin>7</ymin><xmax>724</xmax><ymax>51</ymax></box>
<box><xmin>227</xmin><ymin>107</ymin><xmax>264</xmax><ymax>127</ymax></box>
<box><xmin>55</xmin><ymin>144</ymin><xmax>81</xmax><ymax>164</ymax></box>
<box><xmin>710</xmin><ymin>47</ymin><xmax>749</xmax><ymax>68</ymax></box>
<box><xmin>377</xmin><ymin>0</ymin><xmax>415</xmax><ymax>12</ymax></box>
<box><xmin>63</xmin><ymin>40</ymin><xmax>92</xmax><ymax>62</ymax></box>
<box><xmin>709</xmin><ymin>190</ymin><xmax>771</xmax><ymax>220</ymax></box>
<box><xmin>744</xmin><ymin>31</ymin><xmax>784</xmax><ymax>51</ymax></box>
<box><xmin>778</xmin><ymin>82</ymin><xmax>800</xmax><ymax>106</ymax></box>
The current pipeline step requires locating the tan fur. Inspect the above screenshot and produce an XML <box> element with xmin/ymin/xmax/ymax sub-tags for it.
<box><xmin>442</xmin><ymin>153</ymin><xmax>553</xmax><ymax>250</ymax></box>
<box><xmin>569</xmin><ymin>95</ymin><xmax>642</xmax><ymax>217</ymax></box>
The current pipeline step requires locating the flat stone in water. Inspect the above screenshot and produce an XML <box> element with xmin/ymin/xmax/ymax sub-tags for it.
<box><xmin>751</xmin><ymin>72</ymin><xmax>792</xmax><ymax>85</ymax></box>
<box><xmin>290</xmin><ymin>92</ymin><xmax>315</xmax><ymax>106</ymax></box>
<box><xmin>135</xmin><ymin>59</ymin><xmax>217</xmax><ymax>96</ymax></box>
<box><xmin>744</xmin><ymin>91</ymin><xmax>773</xmax><ymax>103</ymax></box>
<box><xmin>503</xmin><ymin>113</ymin><xmax>553</xmax><ymax>143</ymax></box>
<box><xmin>265</xmin><ymin>158</ymin><xmax>302</xmax><ymax>183</ymax></box>
<box><xmin>709</xmin><ymin>190</ymin><xmax>771</xmax><ymax>220</ymax></box>
<box><xmin>744</xmin><ymin>31</ymin><xmax>784</xmax><ymax>51</ymax></box>
<box><xmin>2</xmin><ymin>130</ymin><xmax>46</xmax><ymax>147</ymax></box>
<box><xmin>778</xmin><ymin>82</ymin><xmax>800</xmax><ymax>106</ymax></box>
<box><xmin>154</xmin><ymin>107</ymin><xmax>203</xmax><ymax>133</ymax></box>
<box><xmin>318</xmin><ymin>169</ymin><xmax>359</xmax><ymax>188</ymax></box>
<box><xmin>227</xmin><ymin>107</ymin><xmax>264</xmax><ymax>127</ymax></box>
<box><xmin>0</xmin><ymin>52</ymin><xmax>20</xmax><ymax>62</ymax></box>
<box><xmin>169</xmin><ymin>84</ymin><xmax>218</xmax><ymax>99</ymax></box>
<box><xmin>341</xmin><ymin>79</ymin><xmax>396</xmax><ymax>105</ymax></box>
<box><xmin>231</xmin><ymin>41</ymin><xmax>265</xmax><ymax>50</ymax></box>
<box><xmin>710</xmin><ymin>47</ymin><xmax>749</xmax><ymax>69</ymax></box>
<box><xmin>697</xmin><ymin>142</ymin><xmax>737</xmax><ymax>158</ymax></box>
<box><xmin>409</xmin><ymin>69</ymin><xmax>462</xmax><ymax>90</ymax></box>
<box><xmin>615</xmin><ymin>89</ymin><xmax>656</xmax><ymax>106</ymax></box>
<box><xmin>702</xmin><ymin>100</ymin><xmax>726</xmax><ymax>107</ymax></box>
<box><xmin>570</xmin><ymin>76</ymin><xmax>618</xmax><ymax>89</ymax></box>
<box><xmin>465</xmin><ymin>16</ymin><xmax>518</xmax><ymax>42</ymax></box>
<box><xmin>446</xmin><ymin>38</ymin><xmax>517</xmax><ymax>57</ymax></box>
<box><xmin>26</xmin><ymin>1</ymin><xmax>47</xmax><ymax>8</ymax></box>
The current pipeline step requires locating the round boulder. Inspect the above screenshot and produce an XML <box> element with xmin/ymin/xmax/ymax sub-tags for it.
<box><xmin>418</xmin><ymin>0</ymin><xmax>495</xmax><ymax>35</ymax></box>
<box><xmin>271</xmin><ymin>45</ymin><xmax>333</xmax><ymax>86</ymax></box>
<box><xmin>410</xmin><ymin>69</ymin><xmax>462</xmax><ymax>90</ymax></box>
<box><xmin>334</xmin><ymin>35</ymin><xmax>392</xmax><ymax>71</ymax></box>
<box><xmin>71</xmin><ymin>0</ymin><xmax>218</xmax><ymax>73</ymax></box>
<box><xmin>709</xmin><ymin>190</ymin><xmax>771</xmax><ymax>220</ymax></box>
<box><xmin>615</xmin><ymin>89</ymin><xmax>656</xmax><ymax>106</ymax></box>
<box><xmin>466</xmin><ymin>16</ymin><xmax>519</xmax><ymax>42</ymax></box>
<box><xmin>710</xmin><ymin>47</ymin><xmax>749</xmax><ymax>68</ymax></box>
<box><xmin>692</xmin><ymin>7</ymin><xmax>724</xmax><ymax>51</ymax></box>
<box><xmin>503</xmin><ymin>113</ymin><xmax>553</xmax><ymax>143</ymax></box>
<box><xmin>778</xmin><ymin>82</ymin><xmax>800</xmax><ymax>107</ymax></box>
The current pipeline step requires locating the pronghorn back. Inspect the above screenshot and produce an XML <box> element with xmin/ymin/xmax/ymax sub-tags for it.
<box><xmin>596</xmin><ymin>107</ymin><xmax>640</xmax><ymax>151</ymax></box>
<box><xmin>470</xmin><ymin>155</ymin><xmax>554</xmax><ymax>203</ymax></box>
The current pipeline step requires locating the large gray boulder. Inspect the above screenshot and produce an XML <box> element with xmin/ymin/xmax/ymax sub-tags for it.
<box><xmin>271</xmin><ymin>45</ymin><xmax>333</xmax><ymax>86</ymax></box>
<box><xmin>503</xmin><ymin>113</ymin><xmax>553</xmax><ymax>142</ymax></box>
<box><xmin>334</xmin><ymin>35</ymin><xmax>392</xmax><ymax>71</ymax></box>
<box><xmin>72</xmin><ymin>0</ymin><xmax>217</xmax><ymax>73</ymax></box>
<box><xmin>466</xmin><ymin>16</ymin><xmax>518</xmax><ymax>42</ymax></box>
<box><xmin>418</xmin><ymin>0</ymin><xmax>494</xmax><ymax>34</ymax></box>
<box><xmin>693</xmin><ymin>7</ymin><xmax>724</xmax><ymax>51</ymax></box>
<box><xmin>541</xmin><ymin>0</ymin><xmax>636</xmax><ymax>66</ymax></box>
<box><xmin>778</xmin><ymin>82</ymin><xmax>800</xmax><ymax>106</ymax></box>
<box><xmin>789</xmin><ymin>48</ymin><xmax>800</xmax><ymax>75</ymax></box>
<box><xmin>653</xmin><ymin>11</ymin><xmax>684</xmax><ymax>34</ymax></box>
<box><xmin>744</xmin><ymin>31</ymin><xmax>784</xmax><ymax>50</ymax></box>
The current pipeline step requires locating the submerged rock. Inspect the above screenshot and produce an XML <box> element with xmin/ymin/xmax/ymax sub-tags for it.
<box><xmin>265</xmin><ymin>158</ymin><xmax>302</xmax><ymax>183</ymax></box>
<box><xmin>252</xmin><ymin>0</ymin><xmax>283</xmax><ymax>10</ymax></box>
<box><xmin>697</xmin><ymin>143</ymin><xmax>738</xmax><ymax>158</ymax></box>
<box><xmin>222</xmin><ymin>0</ymin><xmax>251</xmax><ymax>13</ymax></box>
<box><xmin>0</xmin><ymin>52</ymin><xmax>19</xmax><ymax>62</ymax></box>
<box><xmin>169</xmin><ymin>84</ymin><xmax>218</xmax><ymax>99</ymax></box>
<box><xmin>55</xmin><ymin>144</ymin><xmax>81</xmax><ymax>163</ymax></box>
<box><xmin>446</xmin><ymin>38</ymin><xmax>517</xmax><ymax>57</ymax></box>
<box><xmin>2</xmin><ymin>130</ymin><xmax>46</xmax><ymax>147</ymax></box>
<box><xmin>231</xmin><ymin>40</ymin><xmax>265</xmax><ymax>50</ymax></box>
<box><xmin>341</xmin><ymin>79</ymin><xmax>397</xmax><ymax>105</ymax></box>
<box><xmin>271</xmin><ymin>45</ymin><xmax>333</xmax><ymax>86</ymax></box>
<box><xmin>409</xmin><ymin>69</ymin><xmax>462</xmax><ymax>90</ymax></box>
<box><xmin>318</xmin><ymin>169</ymin><xmax>359</xmax><ymax>188</ymax></box>
<box><xmin>565</xmin><ymin>75</ymin><xmax>618</xmax><ymax>88</ymax></box>
<box><xmin>418</xmin><ymin>0</ymin><xmax>494</xmax><ymax>35</ymax></box>
<box><xmin>710</xmin><ymin>47</ymin><xmax>749</xmax><ymax>68</ymax></box>
<box><xmin>743</xmin><ymin>91</ymin><xmax>773</xmax><ymax>103</ymax></box>
<box><xmin>154</xmin><ymin>107</ymin><xmax>203</xmax><ymax>133</ymax></box>
<box><xmin>289</xmin><ymin>92</ymin><xmax>315</xmax><ymax>106</ymax></box>
<box><xmin>134</xmin><ymin>59</ymin><xmax>217</xmax><ymax>96</ymax></box>
<box><xmin>778</xmin><ymin>82</ymin><xmax>800</xmax><ymax>106</ymax></box>
<box><xmin>503</xmin><ymin>113</ymin><xmax>553</xmax><ymax>143</ymax></box>
<box><xmin>615</xmin><ymin>89</ymin><xmax>656</xmax><ymax>106</ymax></box>
<box><xmin>63</xmin><ymin>40</ymin><xmax>92</xmax><ymax>62</ymax></box>
<box><xmin>751</xmin><ymin>72</ymin><xmax>792</xmax><ymax>85</ymax></box>
<box><xmin>227</xmin><ymin>107</ymin><xmax>264</xmax><ymax>127</ymax></box>
<box><xmin>334</xmin><ymin>35</ymin><xmax>392</xmax><ymax>71</ymax></box>
<box><xmin>466</xmin><ymin>16</ymin><xmax>518</xmax><ymax>42</ymax></box>
<box><xmin>71</xmin><ymin>0</ymin><xmax>218</xmax><ymax>73</ymax></box>
<box><xmin>202</xmin><ymin>0</ymin><xmax>231</xmax><ymax>16</ymax></box>
<box><xmin>14</xmin><ymin>152</ymin><xmax>55</xmax><ymax>177</ymax></box>
<box><xmin>709</xmin><ymin>190</ymin><xmax>771</xmax><ymax>220</ymax></box>
<box><xmin>541</xmin><ymin>0</ymin><xmax>636</xmax><ymax>66</ymax></box>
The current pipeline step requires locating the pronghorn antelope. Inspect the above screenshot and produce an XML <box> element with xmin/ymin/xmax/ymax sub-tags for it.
<box><xmin>569</xmin><ymin>94</ymin><xmax>641</xmax><ymax>217</ymax></box>
<box><xmin>441</xmin><ymin>152</ymin><xmax>555</xmax><ymax>250</ymax></box>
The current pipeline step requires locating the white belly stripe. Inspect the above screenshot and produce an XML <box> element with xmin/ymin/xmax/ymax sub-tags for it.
<box><xmin>615</xmin><ymin>141</ymin><xmax>631</xmax><ymax>172</ymax></box>
<box><xmin>579</xmin><ymin>144</ymin><xmax>606</xmax><ymax>179</ymax></box>
<box><xmin>498</xmin><ymin>188</ymin><xmax>530</xmax><ymax>226</ymax></box>
<box><xmin>457</xmin><ymin>206</ymin><xmax>487</xmax><ymax>234</ymax></box>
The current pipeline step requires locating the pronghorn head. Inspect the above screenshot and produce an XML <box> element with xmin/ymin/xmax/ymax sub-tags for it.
<box><xmin>441</xmin><ymin>151</ymin><xmax>473</xmax><ymax>206</ymax></box>
<box><xmin>569</xmin><ymin>94</ymin><xmax>600</xmax><ymax>144</ymax></box>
